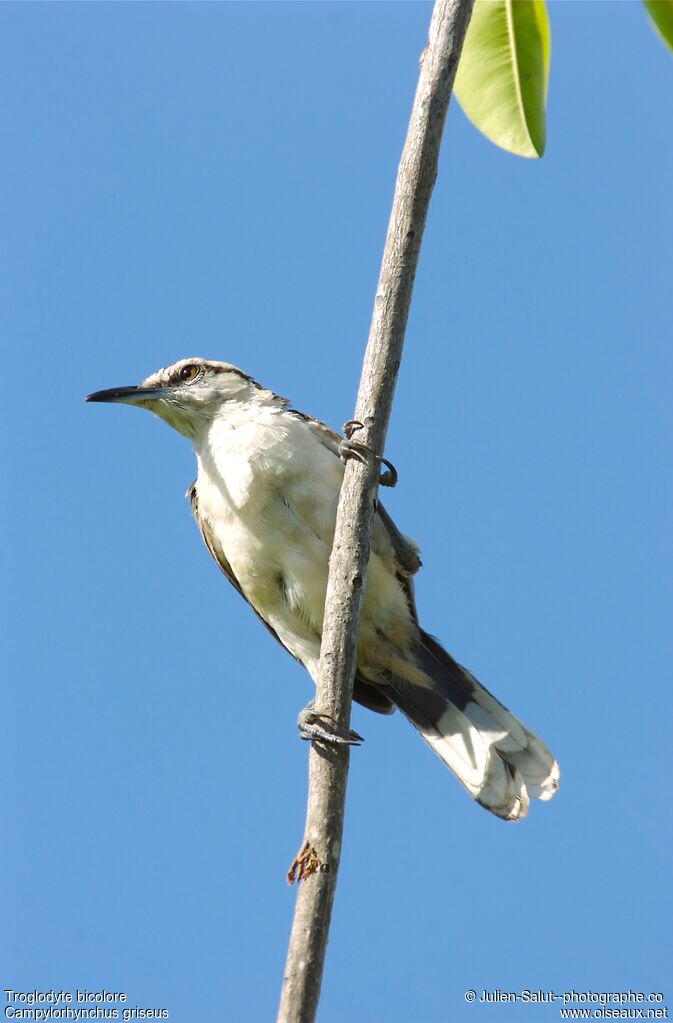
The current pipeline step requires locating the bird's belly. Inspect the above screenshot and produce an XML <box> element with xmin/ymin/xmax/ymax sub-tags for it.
<box><xmin>196</xmin><ymin>468</ymin><xmax>333</xmax><ymax>673</ymax></box>
<box><xmin>195</xmin><ymin>439</ymin><xmax>419</xmax><ymax>685</ymax></box>
<box><xmin>229</xmin><ymin>510</ymin><xmax>331</xmax><ymax>628</ymax></box>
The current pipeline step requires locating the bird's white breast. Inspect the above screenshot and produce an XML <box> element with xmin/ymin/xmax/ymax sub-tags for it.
<box><xmin>193</xmin><ymin>404</ymin><xmax>344</xmax><ymax>674</ymax></box>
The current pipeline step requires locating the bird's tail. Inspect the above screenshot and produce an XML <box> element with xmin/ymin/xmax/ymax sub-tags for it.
<box><xmin>383</xmin><ymin>630</ymin><xmax>559</xmax><ymax>821</ymax></box>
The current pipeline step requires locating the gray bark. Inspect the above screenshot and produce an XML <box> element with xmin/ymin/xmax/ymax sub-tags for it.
<box><xmin>277</xmin><ymin>3</ymin><xmax>474</xmax><ymax>1021</ymax></box>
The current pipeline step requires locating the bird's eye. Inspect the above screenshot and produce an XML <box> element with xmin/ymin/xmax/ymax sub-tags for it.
<box><xmin>179</xmin><ymin>364</ymin><xmax>199</xmax><ymax>382</ymax></box>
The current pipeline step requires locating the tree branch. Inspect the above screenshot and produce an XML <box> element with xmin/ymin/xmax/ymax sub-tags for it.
<box><xmin>277</xmin><ymin>3</ymin><xmax>474</xmax><ymax>1020</ymax></box>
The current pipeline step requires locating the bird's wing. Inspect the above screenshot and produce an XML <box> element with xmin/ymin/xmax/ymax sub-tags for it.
<box><xmin>188</xmin><ymin>477</ymin><xmax>395</xmax><ymax>715</ymax></box>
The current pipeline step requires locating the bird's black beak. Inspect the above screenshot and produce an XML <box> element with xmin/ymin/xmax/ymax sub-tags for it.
<box><xmin>85</xmin><ymin>385</ymin><xmax>168</xmax><ymax>405</ymax></box>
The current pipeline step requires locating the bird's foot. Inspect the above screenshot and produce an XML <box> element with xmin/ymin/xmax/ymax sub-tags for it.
<box><xmin>339</xmin><ymin>420</ymin><xmax>398</xmax><ymax>488</ymax></box>
<box><xmin>375</xmin><ymin>503</ymin><xmax>422</xmax><ymax>575</ymax></box>
<box><xmin>297</xmin><ymin>700</ymin><xmax>364</xmax><ymax>747</ymax></box>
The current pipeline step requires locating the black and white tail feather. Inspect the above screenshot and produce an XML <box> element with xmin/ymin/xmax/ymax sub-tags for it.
<box><xmin>382</xmin><ymin>630</ymin><xmax>559</xmax><ymax>821</ymax></box>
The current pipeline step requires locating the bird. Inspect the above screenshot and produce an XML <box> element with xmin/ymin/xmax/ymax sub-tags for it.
<box><xmin>86</xmin><ymin>357</ymin><xmax>559</xmax><ymax>821</ymax></box>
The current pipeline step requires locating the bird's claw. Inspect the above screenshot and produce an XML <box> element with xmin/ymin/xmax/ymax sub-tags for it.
<box><xmin>339</xmin><ymin>420</ymin><xmax>398</xmax><ymax>488</ymax></box>
<box><xmin>297</xmin><ymin>701</ymin><xmax>364</xmax><ymax>747</ymax></box>
<box><xmin>343</xmin><ymin>420</ymin><xmax>364</xmax><ymax>440</ymax></box>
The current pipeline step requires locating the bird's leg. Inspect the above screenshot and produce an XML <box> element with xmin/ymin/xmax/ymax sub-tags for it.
<box><xmin>297</xmin><ymin>699</ymin><xmax>364</xmax><ymax>747</ymax></box>
<box><xmin>339</xmin><ymin>420</ymin><xmax>398</xmax><ymax>488</ymax></box>
<box><xmin>375</xmin><ymin>502</ymin><xmax>422</xmax><ymax>575</ymax></box>
<box><xmin>340</xmin><ymin>421</ymin><xmax>420</xmax><ymax>574</ymax></box>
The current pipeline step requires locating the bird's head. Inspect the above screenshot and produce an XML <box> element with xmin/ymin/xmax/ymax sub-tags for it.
<box><xmin>86</xmin><ymin>358</ymin><xmax>277</xmax><ymax>440</ymax></box>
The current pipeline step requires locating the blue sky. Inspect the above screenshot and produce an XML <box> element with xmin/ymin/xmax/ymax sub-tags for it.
<box><xmin>2</xmin><ymin>3</ymin><xmax>671</xmax><ymax>1022</ymax></box>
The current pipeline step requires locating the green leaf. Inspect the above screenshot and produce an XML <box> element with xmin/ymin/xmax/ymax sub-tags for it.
<box><xmin>453</xmin><ymin>0</ymin><xmax>551</xmax><ymax>159</ymax></box>
<box><xmin>644</xmin><ymin>0</ymin><xmax>673</xmax><ymax>54</ymax></box>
